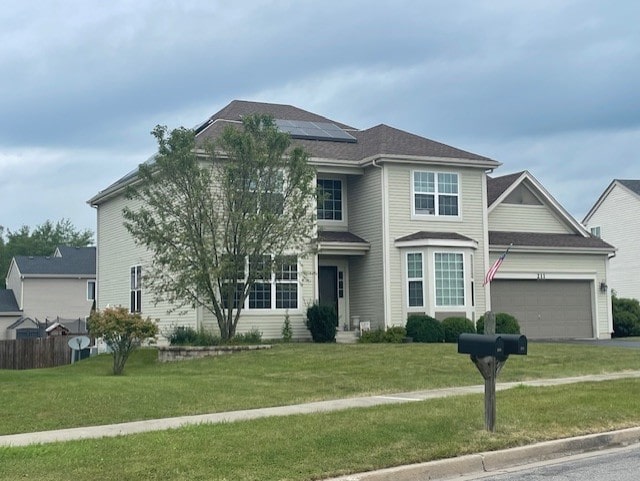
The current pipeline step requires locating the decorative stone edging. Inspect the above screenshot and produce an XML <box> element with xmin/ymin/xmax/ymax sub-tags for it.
<box><xmin>157</xmin><ymin>344</ymin><xmax>272</xmax><ymax>362</ymax></box>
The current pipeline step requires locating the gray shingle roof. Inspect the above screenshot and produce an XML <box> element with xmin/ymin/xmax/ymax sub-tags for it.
<box><xmin>14</xmin><ymin>246</ymin><xmax>96</xmax><ymax>276</ymax></box>
<box><xmin>395</xmin><ymin>231</ymin><xmax>476</xmax><ymax>243</ymax></box>
<box><xmin>489</xmin><ymin>231</ymin><xmax>614</xmax><ymax>250</ymax></box>
<box><xmin>0</xmin><ymin>289</ymin><xmax>20</xmax><ymax>312</ymax></box>
<box><xmin>487</xmin><ymin>172</ymin><xmax>524</xmax><ymax>206</ymax></box>
<box><xmin>91</xmin><ymin>100</ymin><xmax>500</xmax><ymax>203</ymax></box>
<box><xmin>317</xmin><ymin>230</ymin><xmax>368</xmax><ymax>243</ymax></box>
<box><xmin>617</xmin><ymin>179</ymin><xmax>640</xmax><ymax>195</ymax></box>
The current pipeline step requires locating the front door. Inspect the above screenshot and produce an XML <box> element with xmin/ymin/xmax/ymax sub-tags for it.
<box><xmin>319</xmin><ymin>266</ymin><xmax>339</xmax><ymax>326</ymax></box>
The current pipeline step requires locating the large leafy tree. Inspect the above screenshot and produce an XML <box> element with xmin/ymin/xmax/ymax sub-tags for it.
<box><xmin>0</xmin><ymin>219</ymin><xmax>94</xmax><ymax>288</ymax></box>
<box><xmin>123</xmin><ymin>114</ymin><xmax>316</xmax><ymax>340</ymax></box>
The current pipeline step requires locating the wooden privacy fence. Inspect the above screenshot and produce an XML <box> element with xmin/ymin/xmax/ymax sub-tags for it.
<box><xmin>0</xmin><ymin>336</ymin><xmax>72</xmax><ymax>370</ymax></box>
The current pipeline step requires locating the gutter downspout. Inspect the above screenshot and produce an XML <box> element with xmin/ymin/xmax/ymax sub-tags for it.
<box><xmin>372</xmin><ymin>158</ymin><xmax>392</xmax><ymax>328</ymax></box>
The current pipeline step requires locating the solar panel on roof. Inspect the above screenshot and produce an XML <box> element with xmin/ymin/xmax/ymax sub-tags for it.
<box><xmin>275</xmin><ymin>119</ymin><xmax>357</xmax><ymax>143</ymax></box>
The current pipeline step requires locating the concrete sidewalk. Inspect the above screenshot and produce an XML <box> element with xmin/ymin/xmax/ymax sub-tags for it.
<box><xmin>2</xmin><ymin>370</ymin><xmax>640</xmax><ymax>448</ymax></box>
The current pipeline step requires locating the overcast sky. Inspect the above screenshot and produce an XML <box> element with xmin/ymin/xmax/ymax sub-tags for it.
<box><xmin>1</xmin><ymin>0</ymin><xmax>638</xmax><ymax>239</ymax></box>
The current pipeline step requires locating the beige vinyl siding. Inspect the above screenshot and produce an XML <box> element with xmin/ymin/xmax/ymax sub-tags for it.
<box><xmin>96</xmin><ymin>194</ymin><xmax>197</xmax><ymax>337</ymax></box>
<box><xmin>0</xmin><ymin>317</ymin><xmax>21</xmax><ymax>340</ymax></box>
<box><xmin>20</xmin><ymin>278</ymin><xmax>94</xmax><ymax>321</ymax></box>
<box><xmin>585</xmin><ymin>185</ymin><xmax>640</xmax><ymax>300</ymax></box>
<box><xmin>347</xmin><ymin>169</ymin><xmax>385</xmax><ymax>329</ymax></box>
<box><xmin>489</xmin><ymin>204</ymin><xmax>572</xmax><ymax>233</ymax></box>
<box><xmin>386</xmin><ymin>164</ymin><xmax>488</xmax><ymax>323</ymax></box>
<box><xmin>200</xmin><ymin>255</ymin><xmax>315</xmax><ymax>340</ymax></box>
<box><xmin>487</xmin><ymin>251</ymin><xmax>610</xmax><ymax>337</ymax></box>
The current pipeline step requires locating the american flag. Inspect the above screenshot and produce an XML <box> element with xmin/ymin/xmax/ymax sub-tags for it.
<box><xmin>484</xmin><ymin>244</ymin><xmax>512</xmax><ymax>286</ymax></box>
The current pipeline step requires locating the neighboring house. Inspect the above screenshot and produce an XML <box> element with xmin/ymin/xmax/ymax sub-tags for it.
<box><xmin>0</xmin><ymin>289</ymin><xmax>22</xmax><ymax>340</ymax></box>
<box><xmin>583</xmin><ymin>179</ymin><xmax>640</xmax><ymax>301</ymax></box>
<box><xmin>487</xmin><ymin>171</ymin><xmax>614</xmax><ymax>339</ymax></box>
<box><xmin>88</xmin><ymin>100</ymin><xmax>614</xmax><ymax>340</ymax></box>
<box><xmin>2</xmin><ymin>246</ymin><xmax>96</xmax><ymax>339</ymax></box>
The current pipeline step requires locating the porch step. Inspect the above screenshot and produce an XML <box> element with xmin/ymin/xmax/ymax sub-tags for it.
<box><xmin>335</xmin><ymin>330</ymin><xmax>359</xmax><ymax>344</ymax></box>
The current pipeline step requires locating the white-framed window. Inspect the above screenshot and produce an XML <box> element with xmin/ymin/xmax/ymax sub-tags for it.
<box><xmin>406</xmin><ymin>252</ymin><xmax>424</xmax><ymax>307</ymax></box>
<box><xmin>222</xmin><ymin>255</ymin><xmax>299</xmax><ymax>311</ymax></box>
<box><xmin>130</xmin><ymin>265</ymin><xmax>142</xmax><ymax>313</ymax></box>
<box><xmin>434</xmin><ymin>252</ymin><xmax>465</xmax><ymax>307</ymax></box>
<box><xmin>87</xmin><ymin>280</ymin><xmax>96</xmax><ymax>301</ymax></box>
<box><xmin>317</xmin><ymin>178</ymin><xmax>343</xmax><ymax>221</ymax></box>
<box><xmin>242</xmin><ymin>172</ymin><xmax>284</xmax><ymax>215</ymax></box>
<box><xmin>413</xmin><ymin>171</ymin><xmax>459</xmax><ymax>216</ymax></box>
<box><xmin>590</xmin><ymin>226</ymin><xmax>601</xmax><ymax>238</ymax></box>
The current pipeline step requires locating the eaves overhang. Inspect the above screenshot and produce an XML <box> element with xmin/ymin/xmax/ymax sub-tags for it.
<box><xmin>317</xmin><ymin>241</ymin><xmax>370</xmax><ymax>256</ymax></box>
<box><xmin>360</xmin><ymin>154</ymin><xmax>501</xmax><ymax>170</ymax></box>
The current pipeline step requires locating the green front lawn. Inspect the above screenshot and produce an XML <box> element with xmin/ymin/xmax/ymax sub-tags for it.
<box><xmin>2</xmin><ymin>379</ymin><xmax>640</xmax><ymax>480</ymax></box>
<box><xmin>1</xmin><ymin>342</ymin><xmax>639</xmax><ymax>435</ymax></box>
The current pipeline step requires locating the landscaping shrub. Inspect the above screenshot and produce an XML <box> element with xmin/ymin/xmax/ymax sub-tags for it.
<box><xmin>168</xmin><ymin>326</ymin><xmax>220</xmax><ymax>346</ymax></box>
<box><xmin>612</xmin><ymin>296</ymin><xmax>640</xmax><ymax>337</ymax></box>
<box><xmin>359</xmin><ymin>326</ymin><xmax>407</xmax><ymax>343</ymax></box>
<box><xmin>306</xmin><ymin>303</ymin><xmax>337</xmax><ymax>342</ymax></box>
<box><xmin>441</xmin><ymin>316</ymin><xmax>475</xmax><ymax>343</ymax></box>
<box><xmin>405</xmin><ymin>314</ymin><xmax>444</xmax><ymax>343</ymax></box>
<box><xmin>281</xmin><ymin>312</ymin><xmax>293</xmax><ymax>342</ymax></box>
<box><xmin>228</xmin><ymin>329</ymin><xmax>263</xmax><ymax>345</ymax></box>
<box><xmin>476</xmin><ymin>312</ymin><xmax>520</xmax><ymax>334</ymax></box>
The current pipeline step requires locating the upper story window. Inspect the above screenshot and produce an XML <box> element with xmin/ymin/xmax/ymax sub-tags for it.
<box><xmin>413</xmin><ymin>171</ymin><xmax>459</xmax><ymax>217</ymax></box>
<box><xmin>590</xmin><ymin>226</ymin><xmax>601</xmax><ymax>238</ymax></box>
<box><xmin>317</xmin><ymin>178</ymin><xmax>343</xmax><ymax>221</ymax></box>
<box><xmin>130</xmin><ymin>266</ymin><xmax>142</xmax><ymax>313</ymax></box>
<box><xmin>434</xmin><ymin>252</ymin><xmax>464</xmax><ymax>307</ymax></box>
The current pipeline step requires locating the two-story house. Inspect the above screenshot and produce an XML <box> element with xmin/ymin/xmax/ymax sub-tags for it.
<box><xmin>1</xmin><ymin>246</ymin><xmax>96</xmax><ymax>339</ymax></box>
<box><xmin>89</xmin><ymin>100</ymin><xmax>614</xmax><ymax>339</ymax></box>
<box><xmin>583</xmin><ymin>179</ymin><xmax>640</xmax><ymax>301</ymax></box>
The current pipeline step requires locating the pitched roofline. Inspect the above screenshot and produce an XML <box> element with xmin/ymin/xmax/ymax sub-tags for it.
<box><xmin>488</xmin><ymin>170</ymin><xmax>589</xmax><ymax>237</ymax></box>
<box><xmin>360</xmin><ymin>153</ymin><xmax>500</xmax><ymax>170</ymax></box>
<box><xmin>582</xmin><ymin>179</ymin><xmax>640</xmax><ymax>224</ymax></box>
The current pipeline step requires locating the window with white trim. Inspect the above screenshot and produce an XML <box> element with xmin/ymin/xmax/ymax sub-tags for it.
<box><xmin>407</xmin><ymin>252</ymin><xmax>424</xmax><ymax>307</ymax></box>
<box><xmin>413</xmin><ymin>171</ymin><xmax>459</xmax><ymax>216</ymax></box>
<box><xmin>317</xmin><ymin>178</ymin><xmax>343</xmax><ymax>220</ymax></box>
<box><xmin>87</xmin><ymin>280</ymin><xmax>96</xmax><ymax>301</ymax></box>
<box><xmin>249</xmin><ymin>255</ymin><xmax>272</xmax><ymax>309</ymax></box>
<box><xmin>434</xmin><ymin>253</ymin><xmax>464</xmax><ymax>306</ymax></box>
<box><xmin>275</xmin><ymin>256</ymin><xmax>298</xmax><ymax>309</ymax></box>
<box><xmin>590</xmin><ymin>226</ymin><xmax>601</xmax><ymax>238</ymax></box>
<box><xmin>130</xmin><ymin>266</ymin><xmax>142</xmax><ymax>313</ymax></box>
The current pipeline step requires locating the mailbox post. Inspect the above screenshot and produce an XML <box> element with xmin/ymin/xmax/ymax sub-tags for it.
<box><xmin>458</xmin><ymin>333</ymin><xmax>527</xmax><ymax>432</ymax></box>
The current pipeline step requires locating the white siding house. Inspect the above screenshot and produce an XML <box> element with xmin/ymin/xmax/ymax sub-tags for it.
<box><xmin>583</xmin><ymin>180</ymin><xmax>640</xmax><ymax>302</ymax></box>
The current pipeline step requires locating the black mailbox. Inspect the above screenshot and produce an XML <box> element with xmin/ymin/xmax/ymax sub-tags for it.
<box><xmin>500</xmin><ymin>334</ymin><xmax>527</xmax><ymax>355</ymax></box>
<box><xmin>458</xmin><ymin>333</ymin><xmax>505</xmax><ymax>358</ymax></box>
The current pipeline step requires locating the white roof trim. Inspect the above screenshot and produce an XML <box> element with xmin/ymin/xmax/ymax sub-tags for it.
<box><xmin>394</xmin><ymin>238</ymin><xmax>478</xmax><ymax>249</ymax></box>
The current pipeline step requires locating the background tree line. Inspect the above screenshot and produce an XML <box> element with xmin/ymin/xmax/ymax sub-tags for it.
<box><xmin>0</xmin><ymin>219</ymin><xmax>93</xmax><ymax>288</ymax></box>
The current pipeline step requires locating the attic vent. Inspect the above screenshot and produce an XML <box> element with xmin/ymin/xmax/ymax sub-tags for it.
<box><xmin>275</xmin><ymin>119</ymin><xmax>357</xmax><ymax>143</ymax></box>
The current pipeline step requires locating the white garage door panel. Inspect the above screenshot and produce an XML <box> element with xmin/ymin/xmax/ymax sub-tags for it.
<box><xmin>491</xmin><ymin>280</ymin><xmax>593</xmax><ymax>339</ymax></box>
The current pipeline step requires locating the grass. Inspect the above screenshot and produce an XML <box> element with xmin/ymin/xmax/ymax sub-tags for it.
<box><xmin>1</xmin><ymin>342</ymin><xmax>639</xmax><ymax>435</ymax></box>
<box><xmin>1</xmin><ymin>379</ymin><xmax>639</xmax><ymax>480</ymax></box>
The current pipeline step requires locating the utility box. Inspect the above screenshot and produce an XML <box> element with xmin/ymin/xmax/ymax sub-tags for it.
<box><xmin>457</xmin><ymin>333</ymin><xmax>505</xmax><ymax>358</ymax></box>
<box><xmin>500</xmin><ymin>334</ymin><xmax>527</xmax><ymax>355</ymax></box>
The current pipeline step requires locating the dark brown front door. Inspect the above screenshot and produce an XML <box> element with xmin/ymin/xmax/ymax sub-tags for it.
<box><xmin>319</xmin><ymin>266</ymin><xmax>338</xmax><ymax>326</ymax></box>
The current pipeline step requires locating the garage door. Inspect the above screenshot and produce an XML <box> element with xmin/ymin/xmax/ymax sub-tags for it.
<box><xmin>491</xmin><ymin>280</ymin><xmax>594</xmax><ymax>339</ymax></box>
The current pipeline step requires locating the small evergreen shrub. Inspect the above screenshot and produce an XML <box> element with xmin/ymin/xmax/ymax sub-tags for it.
<box><xmin>612</xmin><ymin>296</ymin><xmax>640</xmax><ymax>337</ymax></box>
<box><xmin>441</xmin><ymin>316</ymin><xmax>475</xmax><ymax>343</ymax></box>
<box><xmin>359</xmin><ymin>326</ymin><xmax>407</xmax><ymax>343</ymax></box>
<box><xmin>476</xmin><ymin>313</ymin><xmax>520</xmax><ymax>334</ymax></box>
<box><xmin>405</xmin><ymin>314</ymin><xmax>444</xmax><ymax>343</ymax></box>
<box><xmin>306</xmin><ymin>303</ymin><xmax>337</xmax><ymax>343</ymax></box>
<box><xmin>281</xmin><ymin>312</ymin><xmax>293</xmax><ymax>343</ymax></box>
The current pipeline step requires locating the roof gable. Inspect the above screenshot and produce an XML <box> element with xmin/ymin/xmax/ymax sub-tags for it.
<box><xmin>488</xmin><ymin>171</ymin><xmax>588</xmax><ymax>237</ymax></box>
<box><xmin>583</xmin><ymin>179</ymin><xmax>640</xmax><ymax>224</ymax></box>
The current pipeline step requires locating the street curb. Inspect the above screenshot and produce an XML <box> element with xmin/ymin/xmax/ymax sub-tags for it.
<box><xmin>325</xmin><ymin>426</ymin><xmax>640</xmax><ymax>480</ymax></box>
